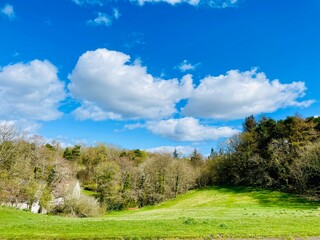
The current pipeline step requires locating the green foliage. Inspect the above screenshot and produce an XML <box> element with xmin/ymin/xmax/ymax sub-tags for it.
<box><xmin>63</xmin><ymin>145</ymin><xmax>81</xmax><ymax>161</ymax></box>
<box><xmin>208</xmin><ymin>115</ymin><xmax>320</xmax><ymax>194</ymax></box>
<box><xmin>1</xmin><ymin>113</ymin><xmax>319</xmax><ymax>225</ymax></box>
<box><xmin>243</xmin><ymin>115</ymin><xmax>256</xmax><ymax>133</ymax></box>
<box><xmin>95</xmin><ymin>161</ymin><xmax>122</xmax><ymax>210</ymax></box>
<box><xmin>45</xmin><ymin>143</ymin><xmax>55</xmax><ymax>151</ymax></box>
<box><xmin>63</xmin><ymin>147</ymin><xmax>72</xmax><ymax>161</ymax></box>
<box><xmin>298</xmin><ymin>141</ymin><xmax>320</xmax><ymax>191</ymax></box>
<box><xmin>39</xmin><ymin>187</ymin><xmax>53</xmax><ymax>211</ymax></box>
<box><xmin>120</xmin><ymin>149</ymin><xmax>148</xmax><ymax>165</ymax></box>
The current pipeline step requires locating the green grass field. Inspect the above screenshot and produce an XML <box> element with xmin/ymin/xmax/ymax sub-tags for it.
<box><xmin>1</xmin><ymin>186</ymin><xmax>320</xmax><ymax>239</ymax></box>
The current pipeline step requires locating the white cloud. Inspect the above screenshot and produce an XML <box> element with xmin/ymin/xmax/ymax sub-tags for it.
<box><xmin>0</xmin><ymin>119</ymin><xmax>42</xmax><ymax>134</ymax></box>
<box><xmin>131</xmin><ymin>0</ymin><xmax>238</xmax><ymax>7</ymax></box>
<box><xmin>0</xmin><ymin>60</ymin><xmax>66</xmax><ymax>121</ymax></box>
<box><xmin>69</xmin><ymin>48</ymin><xmax>194</xmax><ymax>120</ymax></box>
<box><xmin>145</xmin><ymin>117</ymin><xmax>239</xmax><ymax>141</ymax></box>
<box><xmin>183</xmin><ymin>69</ymin><xmax>314</xmax><ymax>120</ymax></box>
<box><xmin>113</xmin><ymin>8</ymin><xmax>121</xmax><ymax>19</ymax></box>
<box><xmin>178</xmin><ymin>60</ymin><xmax>199</xmax><ymax>72</ymax></box>
<box><xmin>146</xmin><ymin>145</ymin><xmax>194</xmax><ymax>155</ymax></box>
<box><xmin>1</xmin><ymin>4</ymin><xmax>15</xmax><ymax>19</ymax></box>
<box><xmin>72</xmin><ymin>0</ymin><xmax>104</xmax><ymax>6</ymax></box>
<box><xmin>87</xmin><ymin>12</ymin><xmax>112</xmax><ymax>27</ymax></box>
<box><xmin>73</xmin><ymin>101</ymin><xmax>122</xmax><ymax>121</ymax></box>
<box><xmin>124</xmin><ymin>122</ymin><xmax>146</xmax><ymax>130</ymax></box>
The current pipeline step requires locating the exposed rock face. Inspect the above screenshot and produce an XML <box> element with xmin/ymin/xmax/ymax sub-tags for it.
<box><xmin>17</xmin><ymin>203</ymin><xmax>28</xmax><ymax>210</ymax></box>
<box><xmin>71</xmin><ymin>181</ymin><xmax>81</xmax><ymax>199</ymax></box>
<box><xmin>1</xmin><ymin>179</ymin><xmax>81</xmax><ymax>214</ymax></box>
<box><xmin>53</xmin><ymin>197</ymin><xmax>64</xmax><ymax>205</ymax></box>
<box><xmin>31</xmin><ymin>201</ymin><xmax>40</xmax><ymax>213</ymax></box>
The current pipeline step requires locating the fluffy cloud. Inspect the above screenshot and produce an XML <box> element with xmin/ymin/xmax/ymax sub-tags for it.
<box><xmin>183</xmin><ymin>69</ymin><xmax>314</xmax><ymax>120</ymax></box>
<box><xmin>87</xmin><ymin>12</ymin><xmax>112</xmax><ymax>27</ymax></box>
<box><xmin>0</xmin><ymin>119</ymin><xmax>41</xmax><ymax>134</ymax></box>
<box><xmin>72</xmin><ymin>101</ymin><xmax>122</xmax><ymax>121</ymax></box>
<box><xmin>145</xmin><ymin>117</ymin><xmax>239</xmax><ymax>141</ymax></box>
<box><xmin>131</xmin><ymin>0</ymin><xmax>238</xmax><ymax>7</ymax></box>
<box><xmin>0</xmin><ymin>60</ymin><xmax>66</xmax><ymax>121</ymax></box>
<box><xmin>69</xmin><ymin>48</ymin><xmax>194</xmax><ymax>120</ymax></box>
<box><xmin>178</xmin><ymin>60</ymin><xmax>199</xmax><ymax>72</ymax></box>
<box><xmin>1</xmin><ymin>4</ymin><xmax>15</xmax><ymax>19</ymax></box>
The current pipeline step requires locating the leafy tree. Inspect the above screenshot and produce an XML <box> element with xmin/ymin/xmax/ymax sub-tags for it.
<box><xmin>63</xmin><ymin>145</ymin><xmax>81</xmax><ymax>161</ymax></box>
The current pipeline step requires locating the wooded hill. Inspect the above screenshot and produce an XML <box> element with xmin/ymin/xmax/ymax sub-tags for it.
<box><xmin>0</xmin><ymin>115</ymin><xmax>319</xmax><ymax>217</ymax></box>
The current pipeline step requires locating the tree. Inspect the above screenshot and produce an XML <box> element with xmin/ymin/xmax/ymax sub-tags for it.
<box><xmin>173</xmin><ymin>148</ymin><xmax>179</xmax><ymax>158</ymax></box>
<box><xmin>243</xmin><ymin>115</ymin><xmax>256</xmax><ymax>133</ymax></box>
<box><xmin>208</xmin><ymin>148</ymin><xmax>217</xmax><ymax>160</ymax></box>
<box><xmin>0</xmin><ymin>122</ymin><xmax>20</xmax><ymax>169</ymax></box>
<box><xmin>190</xmin><ymin>149</ymin><xmax>202</xmax><ymax>167</ymax></box>
<box><xmin>95</xmin><ymin>161</ymin><xmax>121</xmax><ymax>210</ymax></box>
<box><xmin>63</xmin><ymin>147</ymin><xmax>73</xmax><ymax>161</ymax></box>
<box><xmin>63</xmin><ymin>145</ymin><xmax>81</xmax><ymax>161</ymax></box>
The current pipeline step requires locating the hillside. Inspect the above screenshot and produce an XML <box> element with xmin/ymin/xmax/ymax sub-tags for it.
<box><xmin>1</xmin><ymin>186</ymin><xmax>320</xmax><ymax>239</ymax></box>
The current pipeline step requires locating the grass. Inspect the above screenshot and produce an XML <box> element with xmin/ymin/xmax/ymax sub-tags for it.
<box><xmin>81</xmin><ymin>189</ymin><xmax>97</xmax><ymax>197</ymax></box>
<box><xmin>1</xmin><ymin>186</ymin><xmax>320</xmax><ymax>239</ymax></box>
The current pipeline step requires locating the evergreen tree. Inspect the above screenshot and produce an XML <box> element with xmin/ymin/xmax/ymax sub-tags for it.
<box><xmin>243</xmin><ymin>115</ymin><xmax>256</xmax><ymax>132</ymax></box>
<box><xmin>173</xmin><ymin>148</ymin><xmax>179</xmax><ymax>158</ymax></box>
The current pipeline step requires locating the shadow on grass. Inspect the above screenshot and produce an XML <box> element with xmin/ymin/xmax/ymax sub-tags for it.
<box><xmin>200</xmin><ymin>186</ymin><xmax>320</xmax><ymax>209</ymax></box>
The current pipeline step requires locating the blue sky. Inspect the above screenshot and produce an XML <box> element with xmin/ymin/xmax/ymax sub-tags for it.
<box><xmin>0</xmin><ymin>0</ymin><xmax>319</xmax><ymax>155</ymax></box>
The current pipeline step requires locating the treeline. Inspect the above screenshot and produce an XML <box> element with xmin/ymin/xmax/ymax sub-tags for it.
<box><xmin>0</xmin><ymin>123</ymin><xmax>200</xmax><ymax>215</ymax></box>
<box><xmin>0</xmin><ymin>115</ymin><xmax>319</xmax><ymax>217</ymax></box>
<box><xmin>70</xmin><ymin>146</ymin><xmax>198</xmax><ymax>210</ymax></box>
<box><xmin>206</xmin><ymin>115</ymin><xmax>320</xmax><ymax>194</ymax></box>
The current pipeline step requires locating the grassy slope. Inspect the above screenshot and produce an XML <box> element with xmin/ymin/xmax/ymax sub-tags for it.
<box><xmin>1</xmin><ymin>186</ymin><xmax>320</xmax><ymax>239</ymax></box>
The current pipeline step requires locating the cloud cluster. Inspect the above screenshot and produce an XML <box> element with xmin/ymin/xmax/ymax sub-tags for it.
<box><xmin>1</xmin><ymin>4</ymin><xmax>15</xmax><ymax>19</ymax></box>
<box><xmin>72</xmin><ymin>0</ymin><xmax>120</xmax><ymax>27</ymax></box>
<box><xmin>183</xmin><ymin>69</ymin><xmax>314</xmax><ymax>119</ymax></box>
<box><xmin>68</xmin><ymin>48</ymin><xmax>314</xmax><ymax>141</ymax></box>
<box><xmin>69</xmin><ymin>49</ymin><xmax>313</xmax><ymax>122</ymax></box>
<box><xmin>0</xmin><ymin>48</ymin><xmax>314</xmax><ymax>143</ymax></box>
<box><xmin>87</xmin><ymin>8</ymin><xmax>120</xmax><ymax>27</ymax></box>
<box><xmin>178</xmin><ymin>60</ymin><xmax>199</xmax><ymax>72</ymax></box>
<box><xmin>145</xmin><ymin>117</ymin><xmax>239</xmax><ymax>141</ymax></box>
<box><xmin>87</xmin><ymin>12</ymin><xmax>112</xmax><ymax>26</ymax></box>
<box><xmin>0</xmin><ymin>119</ymin><xmax>41</xmax><ymax>134</ymax></box>
<box><xmin>72</xmin><ymin>0</ymin><xmax>238</xmax><ymax>8</ymax></box>
<box><xmin>0</xmin><ymin>60</ymin><xmax>65</xmax><ymax>121</ymax></box>
<box><xmin>72</xmin><ymin>101</ymin><xmax>122</xmax><ymax>121</ymax></box>
<box><xmin>131</xmin><ymin>0</ymin><xmax>239</xmax><ymax>8</ymax></box>
<box><xmin>68</xmin><ymin>48</ymin><xmax>193</xmax><ymax>120</ymax></box>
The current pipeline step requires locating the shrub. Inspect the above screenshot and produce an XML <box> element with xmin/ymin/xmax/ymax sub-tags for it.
<box><xmin>53</xmin><ymin>195</ymin><xmax>103</xmax><ymax>217</ymax></box>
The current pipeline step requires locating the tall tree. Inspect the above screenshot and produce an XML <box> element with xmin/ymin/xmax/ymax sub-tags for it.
<box><xmin>243</xmin><ymin>115</ymin><xmax>256</xmax><ymax>133</ymax></box>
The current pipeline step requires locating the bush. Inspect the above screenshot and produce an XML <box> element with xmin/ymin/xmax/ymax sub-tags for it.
<box><xmin>53</xmin><ymin>195</ymin><xmax>103</xmax><ymax>217</ymax></box>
